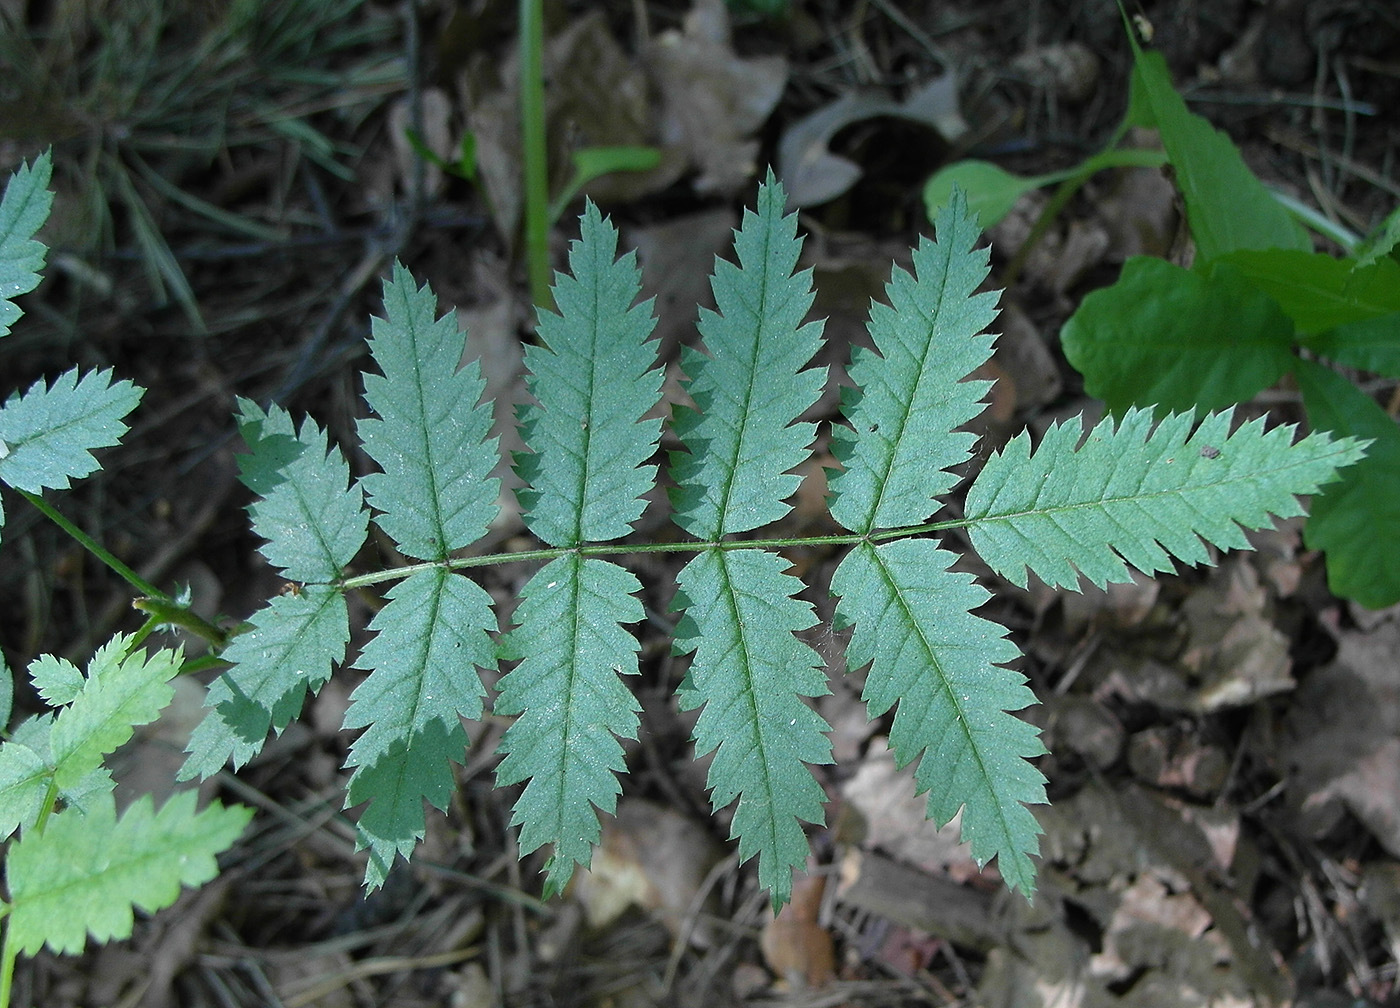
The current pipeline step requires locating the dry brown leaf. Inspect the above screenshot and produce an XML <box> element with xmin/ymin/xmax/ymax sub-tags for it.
<box><xmin>760</xmin><ymin>870</ymin><xmax>836</xmax><ymax>988</ymax></box>
<box><xmin>569</xmin><ymin>797</ymin><xmax>725</xmax><ymax>939</ymax></box>
<box><xmin>1286</xmin><ymin>616</ymin><xmax>1400</xmax><ymax>859</ymax></box>
<box><xmin>644</xmin><ymin>0</ymin><xmax>787</xmax><ymax>195</ymax></box>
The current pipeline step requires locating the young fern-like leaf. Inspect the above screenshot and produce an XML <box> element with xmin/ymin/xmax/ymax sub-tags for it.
<box><xmin>6</xmin><ymin>791</ymin><xmax>252</xmax><ymax>956</ymax></box>
<box><xmin>342</xmin><ymin>267</ymin><xmax>502</xmax><ymax>887</ymax></box>
<box><xmin>496</xmin><ymin>203</ymin><xmax>662</xmax><ymax>893</ymax></box>
<box><xmin>182</xmin><ymin>401</ymin><xmax>366</xmax><ymax>779</ymax></box>
<box><xmin>668</xmin><ymin>175</ymin><xmax>832</xmax><ymax>906</ymax></box>
<box><xmin>964</xmin><ymin>407</ymin><xmax>1370</xmax><ymax>590</ymax></box>
<box><xmin>828</xmin><ymin>189</ymin><xmax>1048</xmax><ymax>895</ymax></box>
<box><xmin>0</xmin><ymin>636</ymin><xmax>181</xmax><ymax>840</ymax></box>
<box><xmin>0</xmin><ymin>149</ymin><xmax>53</xmax><ymax>340</ymax></box>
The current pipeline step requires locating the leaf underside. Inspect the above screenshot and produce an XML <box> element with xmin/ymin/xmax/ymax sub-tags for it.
<box><xmin>965</xmin><ymin>407</ymin><xmax>1368</xmax><ymax>590</ymax></box>
<box><xmin>0</xmin><ymin>149</ymin><xmax>53</xmax><ymax>339</ymax></box>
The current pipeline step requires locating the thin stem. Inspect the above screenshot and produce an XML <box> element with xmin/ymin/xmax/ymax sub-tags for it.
<box><xmin>520</xmin><ymin>0</ymin><xmax>552</xmax><ymax>311</ymax></box>
<box><xmin>16</xmin><ymin>489</ymin><xmax>164</xmax><ymax>600</ymax></box>
<box><xmin>0</xmin><ymin>926</ymin><xmax>16</xmax><ymax>1008</ymax></box>
<box><xmin>131</xmin><ymin>597</ymin><xmax>229</xmax><ymax>650</ymax></box>
<box><xmin>335</xmin><ymin>519</ymin><xmax>970</xmax><ymax>591</ymax></box>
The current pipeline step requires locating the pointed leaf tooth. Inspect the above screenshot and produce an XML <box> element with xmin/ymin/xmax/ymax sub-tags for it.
<box><xmin>0</xmin><ymin>368</ymin><xmax>143</xmax><ymax>494</ymax></box>
<box><xmin>0</xmin><ymin>149</ymin><xmax>54</xmax><ymax>338</ymax></box>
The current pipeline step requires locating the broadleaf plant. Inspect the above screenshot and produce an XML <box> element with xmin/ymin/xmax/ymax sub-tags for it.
<box><xmin>926</xmin><ymin>17</ymin><xmax>1400</xmax><ymax>608</ymax></box>
<box><xmin>172</xmin><ymin>171</ymin><xmax>1367</xmax><ymax>911</ymax></box>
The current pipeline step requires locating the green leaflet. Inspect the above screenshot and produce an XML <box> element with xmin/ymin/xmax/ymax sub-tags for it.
<box><xmin>828</xmin><ymin>188</ymin><xmax>1000</xmax><ymax>532</ymax></box>
<box><xmin>180</xmin><ymin>587</ymin><xmax>349</xmax><ymax>779</ymax></box>
<box><xmin>234</xmin><ymin>398</ymin><xmax>368</xmax><ymax>584</ymax></box>
<box><xmin>343</xmin><ymin>568</ymin><xmax>496</xmax><ymax>889</ymax></box>
<box><xmin>1217</xmin><ymin>250</ymin><xmax>1400</xmax><ymax>336</ymax></box>
<box><xmin>1294</xmin><ymin>359</ymin><xmax>1400</xmax><ymax>608</ymax></box>
<box><xmin>494</xmin><ymin>555</ymin><xmax>643</xmax><ymax>896</ymax></box>
<box><xmin>0</xmin><ymin>149</ymin><xmax>52</xmax><ymax>339</ymax></box>
<box><xmin>964</xmin><ymin>407</ymin><xmax>1368</xmax><ymax>590</ymax></box>
<box><xmin>831</xmin><ymin>540</ymin><xmax>1046</xmax><ymax>895</ymax></box>
<box><xmin>0</xmin><ymin>638</ymin><xmax>181</xmax><ymax>841</ymax></box>
<box><xmin>673</xmin><ymin>549</ymin><xmax>831</xmax><ymax>908</ymax></box>
<box><xmin>515</xmin><ymin>200</ymin><xmax>662</xmax><ymax>547</ymax></box>
<box><xmin>358</xmin><ymin>263</ymin><xmax>501</xmax><ymax>560</ymax></box>
<box><xmin>6</xmin><ymin>791</ymin><xmax>252</xmax><ymax>956</ymax></box>
<box><xmin>0</xmin><ymin>368</ymin><xmax>144</xmax><ymax>495</ymax></box>
<box><xmin>1303</xmin><ymin>313</ymin><xmax>1400</xmax><ymax>379</ymax></box>
<box><xmin>670</xmin><ymin>172</ymin><xmax>826</xmax><ymax>539</ymax></box>
<box><xmin>1060</xmin><ymin>258</ymin><xmax>1296</xmax><ymax>417</ymax></box>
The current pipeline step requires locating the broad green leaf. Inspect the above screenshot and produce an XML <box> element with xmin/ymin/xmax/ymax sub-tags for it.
<box><xmin>494</xmin><ymin>555</ymin><xmax>643</xmax><ymax>895</ymax></box>
<box><xmin>1061</xmin><ymin>257</ymin><xmax>1295</xmax><ymax>416</ymax></box>
<box><xmin>0</xmin><ymin>149</ymin><xmax>53</xmax><ymax>338</ymax></box>
<box><xmin>180</xmin><ymin>587</ymin><xmax>349</xmax><ymax>779</ymax></box>
<box><xmin>343</xmin><ymin>568</ymin><xmax>496</xmax><ymax>889</ymax></box>
<box><xmin>6</xmin><ymin>791</ymin><xmax>252</xmax><ymax>956</ymax></box>
<box><xmin>828</xmin><ymin>188</ymin><xmax>1000</xmax><ymax>532</ymax></box>
<box><xmin>1294</xmin><ymin>358</ymin><xmax>1400</xmax><ymax>608</ymax></box>
<box><xmin>0</xmin><ymin>368</ymin><xmax>143</xmax><ymax>496</ymax></box>
<box><xmin>670</xmin><ymin>173</ymin><xmax>826</xmax><ymax>539</ymax></box>
<box><xmin>49</xmin><ymin>635</ymin><xmax>181</xmax><ymax>791</ymax></box>
<box><xmin>1355</xmin><ymin>203</ymin><xmax>1400</xmax><ymax>269</ymax></box>
<box><xmin>964</xmin><ymin>407</ymin><xmax>1368</xmax><ymax>590</ymax></box>
<box><xmin>831</xmin><ymin>539</ymin><xmax>1046</xmax><ymax>895</ymax></box>
<box><xmin>922</xmin><ymin>149</ymin><xmax>1166</xmax><ymax>229</ymax></box>
<box><xmin>516</xmin><ymin>201</ymin><xmax>662</xmax><ymax>547</ymax></box>
<box><xmin>234</xmin><ymin>398</ymin><xmax>368</xmax><ymax>583</ymax></box>
<box><xmin>1218</xmin><ymin>249</ymin><xmax>1400</xmax><ymax>335</ymax></box>
<box><xmin>1302</xmin><ymin>312</ymin><xmax>1400</xmax><ymax>378</ymax></box>
<box><xmin>359</xmin><ymin>263</ymin><xmax>500</xmax><ymax>560</ymax></box>
<box><xmin>672</xmin><ymin>549</ymin><xmax>831</xmax><ymax>908</ymax></box>
<box><xmin>1128</xmin><ymin>46</ymin><xmax>1308</xmax><ymax>258</ymax></box>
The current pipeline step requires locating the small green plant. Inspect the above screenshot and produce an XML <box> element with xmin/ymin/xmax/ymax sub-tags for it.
<box><xmin>926</xmin><ymin>25</ymin><xmax>1400</xmax><ymax>608</ymax></box>
<box><xmin>0</xmin><ymin>152</ymin><xmax>250</xmax><ymax>1006</ymax></box>
<box><xmin>172</xmin><ymin>171</ymin><xmax>1362</xmax><ymax>908</ymax></box>
<box><xmin>0</xmin><ymin>145</ymin><xmax>1367</xmax><ymax>967</ymax></box>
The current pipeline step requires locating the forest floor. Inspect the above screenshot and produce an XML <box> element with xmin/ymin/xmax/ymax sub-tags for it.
<box><xmin>3</xmin><ymin>0</ymin><xmax>1400</xmax><ymax>1005</ymax></box>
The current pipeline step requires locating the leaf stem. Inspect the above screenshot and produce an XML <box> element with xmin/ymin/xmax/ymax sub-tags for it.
<box><xmin>335</xmin><ymin>519</ymin><xmax>971</xmax><ymax>591</ymax></box>
<box><xmin>16</xmin><ymin>489</ymin><xmax>163</xmax><ymax>598</ymax></box>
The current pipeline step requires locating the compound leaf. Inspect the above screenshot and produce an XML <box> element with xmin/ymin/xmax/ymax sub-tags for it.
<box><xmin>0</xmin><ymin>149</ymin><xmax>53</xmax><ymax>339</ymax></box>
<box><xmin>1061</xmin><ymin>258</ymin><xmax>1295</xmax><ymax>417</ymax></box>
<box><xmin>0</xmin><ymin>368</ymin><xmax>143</xmax><ymax>497</ymax></box>
<box><xmin>964</xmin><ymin>407</ymin><xmax>1368</xmax><ymax>590</ymax></box>
<box><xmin>673</xmin><ymin>548</ymin><xmax>831</xmax><ymax>908</ymax></box>
<box><xmin>234</xmin><ymin>398</ymin><xmax>367</xmax><ymax>584</ymax></box>
<box><xmin>180</xmin><ymin>587</ymin><xmax>349</xmax><ymax>779</ymax></box>
<box><xmin>0</xmin><ymin>738</ymin><xmax>51</xmax><ymax>841</ymax></box>
<box><xmin>515</xmin><ymin>201</ymin><xmax>661</xmax><ymax>547</ymax></box>
<box><xmin>6</xmin><ymin>791</ymin><xmax>252</xmax><ymax>956</ymax></box>
<box><xmin>359</xmin><ymin>263</ymin><xmax>501</xmax><ymax>560</ymax></box>
<box><xmin>1294</xmin><ymin>358</ymin><xmax>1400</xmax><ymax>608</ymax></box>
<box><xmin>669</xmin><ymin>172</ymin><xmax>826</xmax><ymax>539</ymax></box>
<box><xmin>828</xmin><ymin>189</ymin><xmax>999</xmax><ymax>532</ymax></box>
<box><xmin>343</xmin><ymin>568</ymin><xmax>496</xmax><ymax>889</ymax></box>
<box><xmin>831</xmin><ymin>539</ymin><xmax>1046</xmax><ymax>895</ymax></box>
<box><xmin>494</xmin><ymin>555</ymin><xmax>643</xmax><ymax>896</ymax></box>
